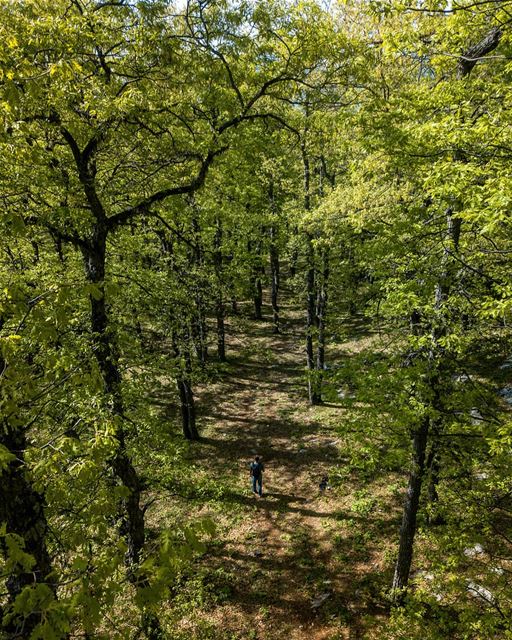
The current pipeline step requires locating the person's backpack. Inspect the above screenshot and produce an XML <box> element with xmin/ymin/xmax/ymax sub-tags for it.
<box><xmin>250</xmin><ymin>462</ymin><xmax>262</xmax><ymax>478</ymax></box>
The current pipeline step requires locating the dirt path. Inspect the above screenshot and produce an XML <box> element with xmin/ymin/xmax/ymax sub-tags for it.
<box><xmin>164</xmin><ymin>298</ymin><xmax>392</xmax><ymax>639</ymax></box>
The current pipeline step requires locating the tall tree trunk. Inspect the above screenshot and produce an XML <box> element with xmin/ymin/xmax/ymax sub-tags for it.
<box><xmin>177</xmin><ymin>378</ymin><xmax>192</xmax><ymax>440</ymax></box>
<box><xmin>269</xmin><ymin>226</ymin><xmax>280</xmax><ymax>334</ymax></box>
<box><xmin>253</xmin><ymin>268</ymin><xmax>263</xmax><ymax>320</ymax></box>
<box><xmin>214</xmin><ymin>219</ymin><xmax>226</xmax><ymax>361</ymax></box>
<box><xmin>192</xmin><ymin>299</ymin><xmax>208</xmax><ymax>365</ymax></box>
<box><xmin>302</xmin><ymin>136</ymin><xmax>320</xmax><ymax>405</ymax></box>
<box><xmin>63</xmin><ymin>122</ymin><xmax>164</xmax><ymax>637</ymax></box>
<box><xmin>81</xmin><ymin>233</ymin><xmax>146</xmax><ymax>570</ymax></box>
<box><xmin>216</xmin><ymin>299</ymin><xmax>226</xmax><ymax>361</ymax></box>
<box><xmin>392</xmin><ymin>416</ymin><xmax>430</xmax><ymax>594</ymax></box>
<box><xmin>249</xmin><ymin>240</ymin><xmax>264</xmax><ymax>320</ymax></box>
<box><xmin>392</xmin><ymin>211</ymin><xmax>460</xmax><ymax>597</ymax></box>
<box><xmin>191</xmin><ymin>217</ymin><xmax>208</xmax><ymax>365</ymax></box>
<box><xmin>305</xmin><ymin>234</ymin><xmax>320</xmax><ymax>405</ymax></box>
<box><xmin>172</xmin><ymin>332</ymin><xmax>199</xmax><ymax>441</ymax></box>
<box><xmin>183</xmin><ymin>346</ymin><xmax>199</xmax><ymax>440</ymax></box>
<box><xmin>289</xmin><ymin>238</ymin><xmax>299</xmax><ymax>278</ymax></box>
<box><xmin>82</xmin><ymin>235</ymin><xmax>163</xmax><ymax>640</ymax></box>
<box><xmin>426</xmin><ymin>440</ymin><xmax>444</xmax><ymax>525</ymax></box>
<box><xmin>316</xmin><ymin>248</ymin><xmax>329</xmax><ymax>380</ymax></box>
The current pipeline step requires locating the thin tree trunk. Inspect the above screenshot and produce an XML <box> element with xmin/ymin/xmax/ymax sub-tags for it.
<box><xmin>216</xmin><ymin>299</ymin><xmax>226</xmax><ymax>361</ymax></box>
<box><xmin>290</xmin><ymin>241</ymin><xmax>298</xmax><ymax>278</ymax></box>
<box><xmin>392</xmin><ymin>416</ymin><xmax>429</xmax><ymax>594</ymax></box>
<box><xmin>177</xmin><ymin>378</ymin><xmax>192</xmax><ymax>440</ymax></box>
<box><xmin>426</xmin><ymin>442</ymin><xmax>444</xmax><ymax>525</ymax></box>
<box><xmin>254</xmin><ymin>268</ymin><xmax>263</xmax><ymax>320</ymax></box>
<box><xmin>316</xmin><ymin>248</ymin><xmax>329</xmax><ymax>378</ymax></box>
<box><xmin>214</xmin><ymin>219</ymin><xmax>226</xmax><ymax>361</ymax></box>
<box><xmin>314</xmin><ymin>160</ymin><xmax>330</xmax><ymax>394</ymax></box>
<box><xmin>249</xmin><ymin>240</ymin><xmax>264</xmax><ymax>320</ymax></box>
<box><xmin>392</xmin><ymin>211</ymin><xmax>460</xmax><ymax>597</ymax></box>
<box><xmin>269</xmin><ymin>226</ymin><xmax>280</xmax><ymax>334</ymax></box>
<box><xmin>192</xmin><ymin>300</ymin><xmax>208</xmax><ymax>365</ymax></box>
<box><xmin>172</xmin><ymin>333</ymin><xmax>199</xmax><ymax>441</ymax></box>
<box><xmin>305</xmin><ymin>234</ymin><xmax>320</xmax><ymax>405</ymax></box>
<box><xmin>191</xmin><ymin>217</ymin><xmax>208</xmax><ymax>364</ymax></box>
<box><xmin>183</xmin><ymin>347</ymin><xmax>199</xmax><ymax>440</ymax></box>
<box><xmin>302</xmin><ymin>135</ymin><xmax>320</xmax><ymax>405</ymax></box>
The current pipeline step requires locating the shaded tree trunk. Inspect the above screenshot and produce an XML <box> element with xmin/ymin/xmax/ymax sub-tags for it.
<box><xmin>0</xmin><ymin>424</ymin><xmax>55</xmax><ymax>638</ymax></box>
<box><xmin>214</xmin><ymin>219</ymin><xmax>226</xmax><ymax>361</ymax></box>
<box><xmin>81</xmin><ymin>233</ymin><xmax>162</xmax><ymax>640</ymax></box>
<box><xmin>392</xmin><ymin>416</ymin><xmax>429</xmax><ymax>594</ymax></box>
<box><xmin>191</xmin><ymin>217</ymin><xmax>208</xmax><ymax>365</ymax></box>
<box><xmin>305</xmin><ymin>234</ymin><xmax>320</xmax><ymax>405</ymax></box>
<box><xmin>392</xmin><ymin>211</ymin><xmax>460</xmax><ymax>598</ymax></box>
<box><xmin>302</xmin><ymin>136</ymin><xmax>321</xmax><ymax>405</ymax></box>
<box><xmin>269</xmin><ymin>226</ymin><xmax>280</xmax><ymax>334</ymax></box>
<box><xmin>82</xmin><ymin>235</ymin><xmax>146</xmax><ymax>570</ymax></box>
<box><xmin>173</xmin><ymin>334</ymin><xmax>199</xmax><ymax>442</ymax></box>
<box><xmin>253</xmin><ymin>269</ymin><xmax>263</xmax><ymax>320</ymax></box>
<box><xmin>426</xmin><ymin>443</ymin><xmax>444</xmax><ymax>525</ymax></box>
<box><xmin>183</xmin><ymin>345</ymin><xmax>198</xmax><ymax>440</ymax></box>
<box><xmin>249</xmin><ymin>240</ymin><xmax>264</xmax><ymax>320</ymax></box>
<box><xmin>316</xmin><ymin>248</ymin><xmax>329</xmax><ymax>377</ymax></box>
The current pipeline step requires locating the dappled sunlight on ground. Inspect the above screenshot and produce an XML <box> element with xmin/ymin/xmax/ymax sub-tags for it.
<box><xmin>147</xmin><ymin>298</ymin><xmax>395</xmax><ymax>639</ymax></box>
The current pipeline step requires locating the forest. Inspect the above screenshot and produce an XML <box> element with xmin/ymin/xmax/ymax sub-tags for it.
<box><xmin>1</xmin><ymin>0</ymin><xmax>512</xmax><ymax>638</ymax></box>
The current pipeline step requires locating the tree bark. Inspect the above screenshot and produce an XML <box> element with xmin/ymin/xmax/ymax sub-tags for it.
<box><xmin>172</xmin><ymin>330</ymin><xmax>199</xmax><ymax>441</ymax></box>
<box><xmin>305</xmin><ymin>234</ymin><xmax>320</xmax><ymax>405</ymax></box>
<box><xmin>316</xmin><ymin>248</ymin><xmax>329</xmax><ymax>377</ymax></box>
<box><xmin>269</xmin><ymin>226</ymin><xmax>280</xmax><ymax>334</ymax></box>
<box><xmin>183</xmin><ymin>346</ymin><xmax>199</xmax><ymax>440</ymax></box>
<box><xmin>81</xmin><ymin>235</ymin><xmax>147</xmax><ymax>570</ymax></box>
<box><xmin>249</xmin><ymin>240</ymin><xmax>264</xmax><ymax>320</ymax></box>
<box><xmin>392</xmin><ymin>416</ymin><xmax>429</xmax><ymax>594</ymax></box>
<box><xmin>426</xmin><ymin>441</ymin><xmax>444</xmax><ymax>525</ymax></box>
<box><xmin>177</xmin><ymin>378</ymin><xmax>192</xmax><ymax>440</ymax></box>
<box><xmin>253</xmin><ymin>269</ymin><xmax>263</xmax><ymax>320</ymax></box>
<box><xmin>191</xmin><ymin>217</ymin><xmax>208</xmax><ymax>364</ymax></box>
<box><xmin>0</xmin><ymin>425</ymin><xmax>55</xmax><ymax>638</ymax></box>
<box><xmin>458</xmin><ymin>26</ymin><xmax>502</xmax><ymax>78</ymax></box>
<box><xmin>302</xmin><ymin>138</ymin><xmax>320</xmax><ymax>404</ymax></box>
<box><xmin>214</xmin><ymin>219</ymin><xmax>226</xmax><ymax>361</ymax></box>
<box><xmin>392</xmin><ymin>211</ymin><xmax>460</xmax><ymax>597</ymax></box>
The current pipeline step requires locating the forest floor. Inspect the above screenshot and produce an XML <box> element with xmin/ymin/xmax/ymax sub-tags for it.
<box><xmin>147</xmin><ymin>293</ymin><xmax>403</xmax><ymax>640</ymax></box>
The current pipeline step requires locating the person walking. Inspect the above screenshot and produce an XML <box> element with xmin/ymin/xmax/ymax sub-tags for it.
<box><xmin>250</xmin><ymin>456</ymin><xmax>264</xmax><ymax>497</ymax></box>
